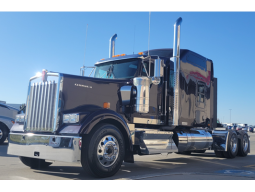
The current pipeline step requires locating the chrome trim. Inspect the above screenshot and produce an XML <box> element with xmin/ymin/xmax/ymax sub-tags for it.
<box><xmin>53</xmin><ymin>74</ymin><xmax>63</xmax><ymax>131</ymax></box>
<box><xmin>133</xmin><ymin>77</ymin><xmax>151</xmax><ymax>113</ymax></box>
<box><xmin>151</xmin><ymin>57</ymin><xmax>162</xmax><ymax>85</ymax></box>
<box><xmin>109</xmin><ymin>34</ymin><xmax>117</xmax><ymax>58</ymax></box>
<box><xmin>175</xmin><ymin>129</ymin><xmax>213</xmax><ymax>152</ymax></box>
<box><xmin>31</xmin><ymin>83</ymin><xmax>38</xmax><ymax>128</ymax></box>
<box><xmin>30</xmin><ymin>75</ymin><xmax>41</xmax><ymax>81</ymax></box>
<box><xmin>172</xmin><ymin>17</ymin><xmax>182</xmax><ymax>126</ymax></box>
<box><xmin>25</xmin><ymin>72</ymin><xmax>61</xmax><ymax>132</ymax></box>
<box><xmin>41</xmin><ymin>81</ymin><xmax>48</xmax><ymax>129</ymax></box>
<box><xmin>212</xmin><ymin>130</ymin><xmax>229</xmax><ymax>151</ymax></box>
<box><xmin>7</xmin><ymin>133</ymin><xmax>81</xmax><ymax>163</ymax></box>
<box><xmin>133</xmin><ymin>117</ymin><xmax>161</xmax><ymax>125</ymax></box>
<box><xmin>97</xmin><ymin>135</ymin><xmax>119</xmax><ymax>167</ymax></box>
<box><xmin>47</xmin><ymin>81</ymin><xmax>54</xmax><ymax>129</ymax></box>
<box><xmin>134</xmin><ymin>129</ymin><xmax>178</xmax><ymax>154</ymax></box>
<box><xmin>47</xmin><ymin>72</ymin><xmax>59</xmax><ymax>77</ymax></box>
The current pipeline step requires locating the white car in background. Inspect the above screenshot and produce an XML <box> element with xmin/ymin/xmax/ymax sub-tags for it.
<box><xmin>0</xmin><ymin>103</ymin><xmax>23</xmax><ymax>144</ymax></box>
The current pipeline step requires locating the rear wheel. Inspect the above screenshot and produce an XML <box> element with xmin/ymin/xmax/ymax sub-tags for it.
<box><xmin>237</xmin><ymin>133</ymin><xmax>249</xmax><ymax>157</ymax></box>
<box><xmin>19</xmin><ymin>157</ymin><xmax>52</xmax><ymax>169</ymax></box>
<box><xmin>0</xmin><ymin>124</ymin><xmax>8</xmax><ymax>144</ymax></box>
<box><xmin>223</xmin><ymin>131</ymin><xmax>238</xmax><ymax>158</ymax></box>
<box><xmin>81</xmin><ymin>123</ymin><xmax>125</xmax><ymax>178</ymax></box>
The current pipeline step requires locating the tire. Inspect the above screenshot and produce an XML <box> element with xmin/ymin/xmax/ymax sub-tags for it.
<box><xmin>214</xmin><ymin>150</ymin><xmax>225</xmax><ymax>158</ymax></box>
<box><xmin>0</xmin><ymin>124</ymin><xmax>8</xmax><ymax>144</ymax></box>
<box><xmin>81</xmin><ymin>123</ymin><xmax>125</xmax><ymax>178</ymax></box>
<box><xmin>237</xmin><ymin>133</ymin><xmax>249</xmax><ymax>157</ymax></box>
<box><xmin>223</xmin><ymin>131</ymin><xmax>238</xmax><ymax>158</ymax></box>
<box><xmin>19</xmin><ymin>156</ymin><xmax>52</xmax><ymax>169</ymax></box>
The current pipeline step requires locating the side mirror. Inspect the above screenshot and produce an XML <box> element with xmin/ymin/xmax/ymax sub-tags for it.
<box><xmin>152</xmin><ymin>57</ymin><xmax>163</xmax><ymax>85</ymax></box>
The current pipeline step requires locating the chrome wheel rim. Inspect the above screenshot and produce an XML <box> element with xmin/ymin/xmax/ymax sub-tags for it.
<box><xmin>0</xmin><ymin>129</ymin><xmax>2</xmax><ymax>140</ymax></box>
<box><xmin>97</xmin><ymin>135</ymin><xmax>119</xmax><ymax>167</ymax></box>
<box><xmin>243</xmin><ymin>135</ymin><xmax>249</xmax><ymax>152</ymax></box>
<box><xmin>230</xmin><ymin>135</ymin><xmax>237</xmax><ymax>153</ymax></box>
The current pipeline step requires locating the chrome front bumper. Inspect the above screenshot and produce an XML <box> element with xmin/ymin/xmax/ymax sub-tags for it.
<box><xmin>7</xmin><ymin>133</ymin><xmax>81</xmax><ymax>163</ymax></box>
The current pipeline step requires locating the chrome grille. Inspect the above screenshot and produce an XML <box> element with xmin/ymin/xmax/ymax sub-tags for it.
<box><xmin>26</xmin><ymin>81</ymin><xmax>57</xmax><ymax>132</ymax></box>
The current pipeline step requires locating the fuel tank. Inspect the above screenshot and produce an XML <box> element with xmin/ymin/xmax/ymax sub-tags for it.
<box><xmin>173</xmin><ymin>129</ymin><xmax>213</xmax><ymax>152</ymax></box>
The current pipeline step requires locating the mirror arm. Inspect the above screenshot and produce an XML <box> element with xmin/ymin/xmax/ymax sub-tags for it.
<box><xmin>142</xmin><ymin>61</ymin><xmax>149</xmax><ymax>77</ymax></box>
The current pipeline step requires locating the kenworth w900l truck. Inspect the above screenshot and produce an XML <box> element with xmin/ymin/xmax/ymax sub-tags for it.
<box><xmin>7</xmin><ymin>17</ymin><xmax>250</xmax><ymax>178</ymax></box>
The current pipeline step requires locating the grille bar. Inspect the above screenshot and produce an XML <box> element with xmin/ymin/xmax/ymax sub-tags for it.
<box><xmin>26</xmin><ymin>80</ymin><xmax>57</xmax><ymax>132</ymax></box>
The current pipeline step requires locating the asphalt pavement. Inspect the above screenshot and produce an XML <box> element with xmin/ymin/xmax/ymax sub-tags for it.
<box><xmin>0</xmin><ymin>133</ymin><xmax>255</xmax><ymax>180</ymax></box>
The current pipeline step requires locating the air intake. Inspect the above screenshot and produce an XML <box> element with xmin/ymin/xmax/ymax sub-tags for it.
<box><xmin>172</xmin><ymin>17</ymin><xmax>182</xmax><ymax>126</ymax></box>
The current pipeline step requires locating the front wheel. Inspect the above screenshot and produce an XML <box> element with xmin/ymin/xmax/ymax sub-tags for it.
<box><xmin>81</xmin><ymin>123</ymin><xmax>125</xmax><ymax>178</ymax></box>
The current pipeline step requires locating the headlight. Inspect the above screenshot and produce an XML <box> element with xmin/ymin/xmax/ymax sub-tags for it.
<box><xmin>15</xmin><ymin>114</ymin><xmax>25</xmax><ymax>123</ymax></box>
<box><xmin>63</xmin><ymin>113</ymin><xmax>79</xmax><ymax>124</ymax></box>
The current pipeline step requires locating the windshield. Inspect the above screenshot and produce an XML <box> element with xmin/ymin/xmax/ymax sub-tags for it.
<box><xmin>94</xmin><ymin>59</ymin><xmax>140</xmax><ymax>79</ymax></box>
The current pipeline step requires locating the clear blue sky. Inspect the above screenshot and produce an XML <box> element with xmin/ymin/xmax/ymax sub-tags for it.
<box><xmin>0</xmin><ymin>12</ymin><xmax>254</xmax><ymax>125</ymax></box>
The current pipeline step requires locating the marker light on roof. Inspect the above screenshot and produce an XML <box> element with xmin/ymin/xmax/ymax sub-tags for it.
<box><xmin>112</xmin><ymin>54</ymin><xmax>126</xmax><ymax>58</ymax></box>
<box><xmin>138</xmin><ymin>52</ymin><xmax>143</xmax><ymax>55</ymax></box>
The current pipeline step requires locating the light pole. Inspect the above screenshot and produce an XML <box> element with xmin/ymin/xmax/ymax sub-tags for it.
<box><xmin>229</xmin><ymin>109</ymin><xmax>232</xmax><ymax>124</ymax></box>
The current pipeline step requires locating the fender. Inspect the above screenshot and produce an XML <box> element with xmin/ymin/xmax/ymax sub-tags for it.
<box><xmin>0</xmin><ymin>116</ymin><xmax>15</xmax><ymax>130</ymax></box>
<box><xmin>79</xmin><ymin>109</ymin><xmax>134</xmax><ymax>163</ymax></box>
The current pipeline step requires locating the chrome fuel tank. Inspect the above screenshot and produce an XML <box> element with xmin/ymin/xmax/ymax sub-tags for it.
<box><xmin>174</xmin><ymin>129</ymin><xmax>213</xmax><ymax>152</ymax></box>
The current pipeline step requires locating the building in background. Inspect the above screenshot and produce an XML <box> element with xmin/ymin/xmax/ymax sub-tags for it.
<box><xmin>0</xmin><ymin>101</ymin><xmax>22</xmax><ymax>109</ymax></box>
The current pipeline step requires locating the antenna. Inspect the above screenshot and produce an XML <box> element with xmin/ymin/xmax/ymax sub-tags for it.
<box><xmin>133</xmin><ymin>25</ymin><xmax>136</xmax><ymax>54</ymax></box>
<box><xmin>148</xmin><ymin>12</ymin><xmax>151</xmax><ymax>56</ymax></box>
<box><xmin>81</xmin><ymin>24</ymin><xmax>88</xmax><ymax>76</ymax></box>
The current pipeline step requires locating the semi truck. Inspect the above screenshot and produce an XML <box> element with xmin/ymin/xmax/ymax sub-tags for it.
<box><xmin>7</xmin><ymin>17</ymin><xmax>250</xmax><ymax>178</ymax></box>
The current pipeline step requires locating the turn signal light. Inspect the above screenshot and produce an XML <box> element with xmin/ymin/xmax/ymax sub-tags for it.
<box><xmin>103</xmin><ymin>102</ymin><xmax>110</xmax><ymax>109</ymax></box>
<box><xmin>112</xmin><ymin>54</ymin><xmax>126</xmax><ymax>58</ymax></box>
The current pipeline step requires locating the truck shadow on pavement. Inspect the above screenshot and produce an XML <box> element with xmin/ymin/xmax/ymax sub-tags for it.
<box><xmin>33</xmin><ymin>166</ymin><xmax>95</xmax><ymax>180</ymax></box>
<box><xmin>32</xmin><ymin>153</ymin><xmax>255</xmax><ymax>180</ymax></box>
<box><xmin>0</xmin><ymin>142</ymin><xmax>17</xmax><ymax>157</ymax></box>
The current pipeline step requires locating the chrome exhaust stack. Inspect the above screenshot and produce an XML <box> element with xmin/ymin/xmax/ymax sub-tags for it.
<box><xmin>172</xmin><ymin>17</ymin><xmax>182</xmax><ymax>126</ymax></box>
<box><xmin>109</xmin><ymin>34</ymin><xmax>117</xmax><ymax>58</ymax></box>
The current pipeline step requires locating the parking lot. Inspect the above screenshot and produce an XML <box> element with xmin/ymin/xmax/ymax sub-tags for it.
<box><xmin>0</xmin><ymin>133</ymin><xmax>255</xmax><ymax>180</ymax></box>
